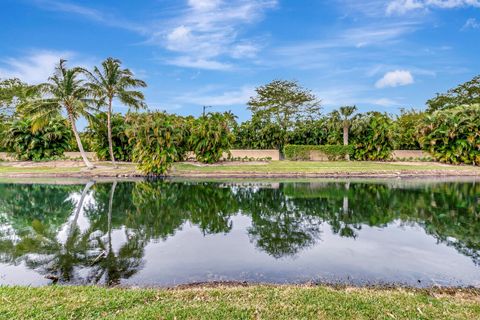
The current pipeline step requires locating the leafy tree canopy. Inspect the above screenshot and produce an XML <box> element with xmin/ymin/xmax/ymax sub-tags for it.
<box><xmin>426</xmin><ymin>75</ymin><xmax>480</xmax><ymax>112</ymax></box>
<box><xmin>0</xmin><ymin>78</ymin><xmax>38</xmax><ymax>118</ymax></box>
<box><xmin>247</xmin><ymin>80</ymin><xmax>321</xmax><ymax>146</ymax></box>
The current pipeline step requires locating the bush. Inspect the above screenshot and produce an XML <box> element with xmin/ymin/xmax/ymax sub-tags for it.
<box><xmin>419</xmin><ymin>105</ymin><xmax>480</xmax><ymax>165</ymax></box>
<box><xmin>350</xmin><ymin>112</ymin><xmax>394</xmax><ymax>161</ymax></box>
<box><xmin>393</xmin><ymin>109</ymin><xmax>424</xmax><ymax>150</ymax></box>
<box><xmin>284</xmin><ymin>145</ymin><xmax>353</xmax><ymax>161</ymax></box>
<box><xmin>288</xmin><ymin>120</ymin><xmax>327</xmax><ymax>146</ymax></box>
<box><xmin>84</xmin><ymin>113</ymin><xmax>133</xmax><ymax>161</ymax></box>
<box><xmin>234</xmin><ymin>117</ymin><xmax>283</xmax><ymax>149</ymax></box>
<box><xmin>0</xmin><ymin>118</ymin><xmax>7</xmax><ymax>152</ymax></box>
<box><xmin>125</xmin><ymin>112</ymin><xmax>187</xmax><ymax>175</ymax></box>
<box><xmin>190</xmin><ymin>112</ymin><xmax>234</xmax><ymax>163</ymax></box>
<box><xmin>3</xmin><ymin>117</ymin><xmax>72</xmax><ymax>160</ymax></box>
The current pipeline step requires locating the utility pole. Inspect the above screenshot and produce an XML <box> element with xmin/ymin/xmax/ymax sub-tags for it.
<box><xmin>202</xmin><ymin>105</ymin><xmax>212</xmax><ymax>117</ymax></box>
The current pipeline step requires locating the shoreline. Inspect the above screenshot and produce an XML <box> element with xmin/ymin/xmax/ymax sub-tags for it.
<box><xmin>1</xmin><ymin>160</ymin><xmax>479</xmax><ymax>179</ymax></box>
<box><xmin>2</xmin><ymin>284</ymin><xmax>479</xmax><ymax>319</ymax></box>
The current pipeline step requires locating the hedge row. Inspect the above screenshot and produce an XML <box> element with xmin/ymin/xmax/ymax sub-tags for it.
<box><xmin>284</xmin><ymin>145</ymin><xmax>353</xmax><ymax>161</ymax></box>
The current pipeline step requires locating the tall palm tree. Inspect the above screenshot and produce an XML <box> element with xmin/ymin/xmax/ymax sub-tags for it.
<box><xmin>18</xmin><ymin>60</ymin><xmax>96</xmax><ymax>168</ymax></box>
<box><xmin>85</xmin><ymin>58</ymin><xmax>146</xmax><ymax>168</ymax></box>
<box><xmin>338</xmin><ymin>105</ymin><xmax>357</xmax><ymax>160</ymax></box>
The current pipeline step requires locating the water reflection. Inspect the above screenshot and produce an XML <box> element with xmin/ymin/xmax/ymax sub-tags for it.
<box><xmin>0</xmin><ymin>179</ymin><xmax>479</xmax><ymax>287</ymax></box>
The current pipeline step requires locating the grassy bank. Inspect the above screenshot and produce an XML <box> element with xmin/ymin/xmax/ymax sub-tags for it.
<box><xmin>0</xmin><ymin>285</ymin><xmax>478</xmax><ymax>319</ymax></box>
<box><xmin>0</xmin><ymin>160</ymin><xmax>479</xmax><ymax>178</ymax></box>
<box><xmin>173</xmin><ymin>161</ymin><xmax>480</xmax><ymax>176</ymax></box>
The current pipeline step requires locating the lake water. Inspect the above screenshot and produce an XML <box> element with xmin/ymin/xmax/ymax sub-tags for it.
<box><xmin>0</xmin><ymin>178</ymin><xmax>479</xmax><ymax>287</ymax></box>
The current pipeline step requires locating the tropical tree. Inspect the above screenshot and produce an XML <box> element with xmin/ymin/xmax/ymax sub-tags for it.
<box><xmin>85</xmin><ymin>58</ymin><xmax>146</xmax><ymax>168</ymax></box>
<box><xmin>3</xmin><ymin>117</ymin><xmax>72</xmax><ymax>160</ymax></box>
<box><xmin>339</xmin><ymin>106</ymin><xmax>357</xmax><ymax>145</ymax></box>
<box><xmin>0</xmin><ymin>78</ymin><xmax>38</xmax><ymax>118</ymax></box>
<box><xmin>17</xmin><ymin>60</ymin><xmax>96</xmax><ymax>168</ymax></box>
<box><xmin>426</xmin><ymin>75</ymin><xmax>480</xmax><ymax>112</ymax></box>
<box><xmin>190</xmin><ymin>112</ymin><xmax>235</xmax><ymax>163</ymax></box>
<box><xmin>247</xmin><ymin>80</ymin><xmax>321</xmax><ymax>149</ymax></box>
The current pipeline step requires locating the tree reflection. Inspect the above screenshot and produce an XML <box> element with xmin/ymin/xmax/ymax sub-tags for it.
<box><xmin>0</xmin><ymin>179</ymin><xmax>479</xmax><ymax>286</ymax></box>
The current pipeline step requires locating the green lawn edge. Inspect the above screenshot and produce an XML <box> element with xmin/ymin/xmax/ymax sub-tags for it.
<box><xmin>1</xmin><ymin>285</ymin><xmax>479</xmax><ymax>320</ymax></box>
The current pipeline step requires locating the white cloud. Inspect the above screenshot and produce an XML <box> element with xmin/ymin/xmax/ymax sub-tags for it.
<box><xmin>462</xmin><ymin>17</ymin><xmax>480</xmax><ymax>29</ymax></box>
<box><xmin>175</xmin><ymin>86</ymin><xmax>255</xmax><ymax>106</ymax></box>
<box><xmin>386</xmin><ymin>0</ymin><xmax>424</xmax><ymax>15</ymax></box>
<box><xmin>375</xmin><ymin>70</ymin><xmax>414</xmax><ymax>88</ymax></box>
<box><xmin>166</xmin><ymin>57</ymin><xmax>232</xmax><ymax>71</ymax></box>
<box><xmin>156</xmin><ymin>0</ymin><xmax>277</xmax><ymax>70</ymax></box>
<box><xmin>0</xmin><ymin>50</ymin><xmax>93</xmax><ymax>84</ymax></box>
<box><xmin>188</xmin><ymin>0</ymin><xmax>222</xmax><ymax>11</ymax></box>
<box><xmin>369</xmin><ymin>98</ymin><xmax>401</xmax><ymax>106</ymax></box>
<box><xmin>31</xmin><ymin>0</ymin><xmax>147</xmax><ymax>34</ymax></box>
<box><xmin>386</xmin><ymin>0</ymin><xmax>480</xmax><ymax>15</ymax></box>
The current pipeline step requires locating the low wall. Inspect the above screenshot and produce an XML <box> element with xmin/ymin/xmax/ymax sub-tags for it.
<box><xmin>186</xmin><ymin>150</ymin><xmax>280</xmax><ymax>161</ymax></box>
<box><xmin>1</xmin><ymin>150</ymin><xmax>428</xmax><ymax>162</ymax></box>
<box><xmin>0</xmin><ymin>152</ymin><xmax>15</xmax><ymax>161</ymax></box>
<box><xmin>392</xmin><ymin>150</ymin><xmax>430</xmax><ymax>160</ymax></box>
<box><xmin>64</xmin><ymin>152</ymin><xmax>98</xmax><ymax>161</ymax></box>
<box><xmin>309</xmin><ymin>150</ymin><xmax>329</xmax><ymax>161</ymax></box>
<box><xmin>228</xmin><ymin>149</ymin><xmax>280</xmax><ymax>161</ymax></box>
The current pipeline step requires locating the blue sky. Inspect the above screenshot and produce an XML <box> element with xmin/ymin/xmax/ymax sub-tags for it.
<box><xmin>1</xmin><ymin>0</ymin><xmax>479</xmax><ymax>122</ymax></box>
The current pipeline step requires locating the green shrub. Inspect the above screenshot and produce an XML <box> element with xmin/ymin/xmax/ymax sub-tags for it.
<box><xmin>284</xmin><ymin>145</ymin><xmax>353</xmax><ymax>161</ymax></box>
<box><xmin>393</xmin><ymin>109</ymin><xmax>424</xmax><ymax>150</ymax></box>
<box><xmin>125</xmin><ymin>112</ymin><xmax>187</xmax><ymax>175</ymax></box>
<box><xmin>84</xmin><ymin>113</ymin><xmax>133</xmax><ymax>161</ymax></box>
<box><xmin>350</xmin><ymin>112</ymin><xmax>394</xmax><ymax>161</ymax></box>
<box><xmin>419</xmin><ymin>104</ymin><xmax>480</xmax><ymax>165</ymax></box>
<box><xmin>190</xmin><ymin>112</ymin><xmax>235</xmax><ymax>163</ymax></box>
<box><xmin>3</xmin><ymin>117</ymin><xmax>72</xmax><ymax>160</ymax></box>
<box><xmin>234</xmin><ymin>117</ymin><xmax>283</xmax><ymax>149</ymax></box>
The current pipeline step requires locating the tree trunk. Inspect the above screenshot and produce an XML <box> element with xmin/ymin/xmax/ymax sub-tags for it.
<box><xmin>68</xmin><ymin>181</ymin><xmax>94</xmax><ymax>240</ymax></box>
<box><xmin>68</xmin><ymin>112</ymin><xmax>94</xmax><ymax>169</ymax></box>
<box><xmin>107</xmin><ymin>99</ymin><xmax>117</xmax><ymax>168</ymax></box>
<box><xmin>107</xmin><ymin>181</ymin><xmax>117</xmax><ymax>256</ymax></box>
<box><xmin>343</xmin><ymin>124</ymin><xmax>350</xmax><ymax>161</ymax></box>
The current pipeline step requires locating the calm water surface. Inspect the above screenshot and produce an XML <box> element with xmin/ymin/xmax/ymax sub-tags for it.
<box><xmin>0</xmin><ymin>178</ymin><xmax>479</xmax><ymax>287</ymax></box>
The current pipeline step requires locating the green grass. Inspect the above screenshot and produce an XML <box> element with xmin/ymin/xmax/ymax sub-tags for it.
<box><xmin>173</xmin><ymin>161</ymin><xmax>480</xmax><ymax>174</ymax></box>
<box><xmin>0</xmin><ymin>162</ymin><xmax>136</xmax><ymax>176</ymax></box>
<box><xmin>0</xmin><ymin>166</ymin><xmax>83</xmax><ymax>174</ymax></box>
<box><xmin>0</xmin><ymin>285</ymin><xmax>478</xmax><ymax>319</ymax></box>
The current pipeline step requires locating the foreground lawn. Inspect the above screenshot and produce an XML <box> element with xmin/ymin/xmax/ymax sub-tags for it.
<box><xmin>0</xmin><ymin>161</ymin><xmax>137</xmax><ymax>177</ymax></box>
<box><xmin>0</xmin><ymin>286</ymin><xmax>478</xmax><ymax>320</ymax></box>
<box><xmin>173</xmin><ymin>161</ymin><xmax>480</xmax><ymax>174</ymax></box>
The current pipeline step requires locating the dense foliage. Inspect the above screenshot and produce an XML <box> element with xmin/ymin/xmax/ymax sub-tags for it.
<box><xmin>392</xmin><ymin>109</ymin><xmax>424</xmax><ymax>150</ymax></box>
<box><xmin>2</xmin><ymin>117</ymin><xmax>72</xmax><ymax>160</ymax></box>
<box><xmin>0</xmin><ymin>78</ymin><xmax>38</xmax><ymax>117</ymax></box>
<box><xmin>350</xmin><ymin>112</ymin><xmax>394</xmax><ymax>161</ymax></box>
<box><xmin>284</xmin><ymin>145</ymin><xmax>353</xmax><ymax>161</ymax></box>
<box><xmin>247</xmin><ymin>80</ymin><xmax>321</xmax><ymax>149</ymax></box>
<box><xmin>125</xmin><ymin>112</ymin><xmax>187</xmax><ymax>175</ymax></box>
<box><xmin>84</xmin><ymin>113</ymin><xmax>133</xmax><ymax>161</ymax></box>
<box><xmin>234</xmin><ymin>117</ymin><xmax>284</xmax><ymax>149</ymax></box>
<box><xmin>426</xmin><ymin>75</ymin><xmax>480</xmax><ymax>112</ymax></box>
<box><xmin>419</xmin><ymin>105</ymin><xmax>480</xmax><ymax>165</ymax></box>
<box><xmin>190</xmin><ymin>113</ymin><xmax>235</xmax><ymax>163</ymax></box>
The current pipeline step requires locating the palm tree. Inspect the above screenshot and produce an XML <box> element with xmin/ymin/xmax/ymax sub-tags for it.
<box><xmin>85</xmin><ymin>58</ymin><xmax>146</xmax><ymax>168</ymax></box>
<box><xmin>18</xmin><ymin>59</ymin><xmax>96</xmax><ymax>168</ymax></box>
<box><xmin>339</xmin><ymin>105</ymin><xmax>357</xmax><ymax>160</ymax></box>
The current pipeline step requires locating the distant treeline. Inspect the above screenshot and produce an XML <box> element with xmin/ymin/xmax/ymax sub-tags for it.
<box><xmin>0</xmin><ymin>60</ymin><xmax>479</xmax><ymax>173</ymax></box>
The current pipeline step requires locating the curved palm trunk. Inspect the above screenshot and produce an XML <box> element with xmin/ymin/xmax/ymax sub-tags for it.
<box><xmin>343</xmin><ymin>123</ymin><xmax>350</xmax><ymax>161</ymax></box>
<box><xmin>68</xmin><ymin>181</ymin><xmax>95</xmax><ymax>240</ymax></box>
<box><xmin>107</xmin><ymin>181</ymin><xmax>117</xmax><ymax>256</ymax></box>
<box><xmin>107</xmin><ymin>99</ymin><xmax>117</xmax><ymax>168</ymax></box>
<box><xmin>68</xmin><ymin>112</ymin><xmax>94</xmax><ymax>169</ymax></box>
